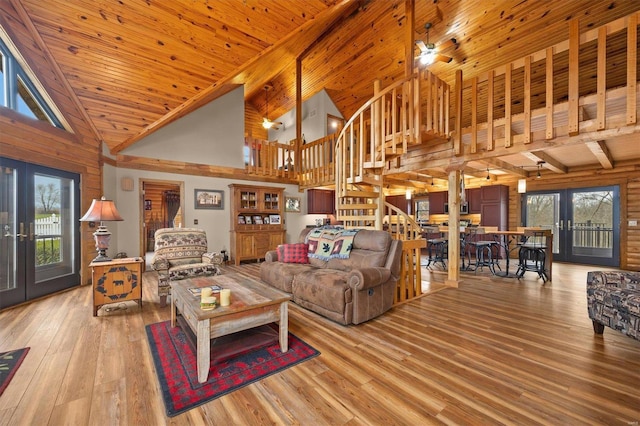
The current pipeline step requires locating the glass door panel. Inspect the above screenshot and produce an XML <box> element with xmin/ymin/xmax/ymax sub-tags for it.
<box><xmin>567</xmin><ymin>187</ymin><xmax>618</xmax><ymax>264</ymax></box>
<box><xmin>0</xmin><ymin>161</ymin><xmax>23</xmax><ymax>307</ymax></box>
<box><xmin>523</xmin><ymin>186</ymin><xmax>619</xmax><ymax>266</ymax></box>
<box><xmin>0</xmin><ymin>158</ymin><xmax>80</xmax><ymax>309</ymax></box>
<box><xmin>523</xmin><ymin>193</ymin><xmax>560</xmax><ymax>255</ymax></box>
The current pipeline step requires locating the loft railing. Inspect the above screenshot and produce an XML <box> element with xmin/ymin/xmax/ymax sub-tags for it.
<box><xmin>298</xmin><ymin>134</ymin><xmax>337</xmax><ymax>189</ymax></box>
<box><xmin>244</xmin><ymin>137</ymin><xmax>296</xmax><ymax>179</ymax></box>
<box><xmin>455</xmin><ymin>12</ymin><xmax>639</xmax><ymax>155</ymax></box>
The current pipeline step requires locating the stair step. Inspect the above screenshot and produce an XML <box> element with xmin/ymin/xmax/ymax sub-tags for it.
<box><xmin>363</xmin><ymin>161</ymin><xmax>385</xmax><ymax>169</ymax></box>
<box><xmin>339</xmin><ymin>215</ymin><xmax>377</xmax><ymax>222</ymax></box>
<box><xmin>343</xmin><ymin>190</ymin><xmax>379</xmax><ymax>198</ymax></box>
<box><xmin>337</xmin><ymin>203</ymin><xmax>378</xmax><ymax>210</ymax></box>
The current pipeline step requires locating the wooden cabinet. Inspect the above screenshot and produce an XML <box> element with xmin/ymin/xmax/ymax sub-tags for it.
<box><xmin>428</xmin><ymin>191</ymin><xmax>448</xmax><ymax>214</ymax></box>
<box><xmin>467</xmin><ymin>188</ymin><xmax>482</xmax><ymax>214</ymax></box>
<box><xmin>229</xmin><ymin>184</ymin><xmax>285</xmax><ymax>265</ymax></box>
<box><xmin>90</xmin><ymin>257</ymin><xmax>143</xmax><ymax>316</ymax></box>
<box><xmin>480</xmin><ymin>184</ymin><xmax>509</xmax><ymax>230</ymax></box>
<box><xmin>385</xmin><ymin>194</ymin><xmax>410</xmax><ymax>214</ymax></box>
<box><xmin>307</xmin><ymin>189</ymin><xmax>335</xmax><ymax>214</ymax></box>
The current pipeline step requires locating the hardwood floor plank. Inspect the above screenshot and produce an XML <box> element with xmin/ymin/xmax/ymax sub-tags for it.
<box><xmin>0</xmin><ymin>262</ymin><xmax>639</xmax><ymax>424</ymax></box>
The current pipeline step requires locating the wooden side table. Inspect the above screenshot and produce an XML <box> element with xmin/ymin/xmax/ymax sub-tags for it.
<box><xmin>90</xmin><ymin>257</ymin><xmax>144</xmax><ymax>316</ymax></box>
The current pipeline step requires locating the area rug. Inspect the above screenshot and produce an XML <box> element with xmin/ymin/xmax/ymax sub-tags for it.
<box><xmin>0</xmin><ymin>347</ymin><xmax>30</xmax><ymax>396</ymax></box>
<box><xmin>145</xmin><ymin>320</ymin><xmax>319</xmax><ymax>417</ymax></box>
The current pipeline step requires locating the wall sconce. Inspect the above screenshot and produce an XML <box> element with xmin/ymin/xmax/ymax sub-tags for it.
<box><xmin>518</xmin><ymin>179</ymin><xmax>527</xmax><ymax>194</ymax></box>
<box><xmin>405</xmin><ymin>189</ymin><xmax>412</xmax><ymax>200</ymax></box>
<box><xmin>80</xmin><ymin>196</ymin><xmax>124</xmax><ymax>262</ymax></box>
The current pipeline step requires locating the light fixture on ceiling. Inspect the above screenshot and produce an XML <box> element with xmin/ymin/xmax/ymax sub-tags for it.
<box><xmin>417</xmin><ymin>23</ymin><xmax>436</xmax><ymax>65</ymax></box>
<box><xmin>79</xmin><ymin>196</ymin><xmax>124</xmax><ymax>262</ymax></box>
<box><xmin>415</xmin><ymin>23</ymin><xmax>456</xmax><ymax>66</ymax></box>
<box><xmin>536</xmin><ymin>161</ymin><xmax>545</xmax><ymax>179</ymax></box>
<box><xmin>405</xmin><ymin>189</ymin><xmax>412</xmax><ymax>200</ymax></box>
<box><xmin>486</xmin><ymin>168</ymin><xmax>491</xmax><ymax>180</ymax></box>
<box><xmin>262</xmin><ymin>85</ymin><xmax>282</xmax><ymax>130</ymax></box>
<box><xmin>431</xmin><ymin>177</ymin><xmax>435</xmax><ymax>186</ymax></box>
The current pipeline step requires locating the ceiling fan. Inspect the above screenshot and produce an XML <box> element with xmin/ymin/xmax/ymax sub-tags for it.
<box><xmin>262</xmin><ymin>84</ymin><xmax>282</xmax><ymax>130</ymax></box>
<box><xmin>415</xmin><ymin>22</ymin><xmax>457</xmax><ymax>66</ymax></box>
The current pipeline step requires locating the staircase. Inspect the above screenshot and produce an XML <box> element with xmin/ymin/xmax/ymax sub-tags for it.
<box><xmin>334</xmin><ymin>70</ymin><xmax>450</xmax><ymax>302</ymax></box>
<box><xmin>335</xmin><ymin>70</ymin><xmax>449</xmax><ymax>229</ymax></box>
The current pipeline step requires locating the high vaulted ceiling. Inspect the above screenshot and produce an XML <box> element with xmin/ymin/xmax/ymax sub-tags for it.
<box><xmin>6</xmin><ymin>0</ymin><xmax>640</xmax><ymax>183</ymax></box>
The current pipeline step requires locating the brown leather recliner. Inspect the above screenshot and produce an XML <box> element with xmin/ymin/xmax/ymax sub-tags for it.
<box><xmin>260</xmin><ymin>228</ymin><xmax>402</xmax><ymax>325</ymax></box>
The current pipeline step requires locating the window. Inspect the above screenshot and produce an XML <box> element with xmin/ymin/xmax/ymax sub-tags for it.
<box><xmin>415</xmin><ymin>198</ymin><xmax>430</xmax><ymax>224</ymax></box>
<box><xmin>0</xmin><ymin>37</ymin><xmax>64</xmax><ymax>128</ymax></box>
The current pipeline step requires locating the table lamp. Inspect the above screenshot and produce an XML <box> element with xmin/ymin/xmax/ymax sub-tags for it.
<box><xmin>80</xmin><ymin>196</ymin><xmax>124</xmax><ymax>262</ymax></box>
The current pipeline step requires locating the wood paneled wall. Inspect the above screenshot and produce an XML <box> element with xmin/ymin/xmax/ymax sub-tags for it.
<box><xmin>501</xmin><ymin>165</ymin><xmax>640</xmax><ymax>271</ymax></box>
<box><xmin>0</xmin><ymin>2</ymin><xmax>102</xmax><ymax>285</ymax></box>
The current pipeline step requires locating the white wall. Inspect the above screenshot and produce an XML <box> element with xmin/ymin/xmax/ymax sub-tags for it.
<box><xmin>267</xmin><ymin>89</ymin><xmax>343</xmax><ymax>143</ymax></box>
<box><xmin>112</xmin><ymin>169</ymin><xmax>321</xmax><ymax>256</ymax></box>
<box><xmin>108</xmin><ymin>85</ymin><xmax>332</xmax><ymax>257</ymax></box>
<box><xmin>121</xmin><ymin>86</ymin><xmax>245</xmax><ymax>168</ymax></box>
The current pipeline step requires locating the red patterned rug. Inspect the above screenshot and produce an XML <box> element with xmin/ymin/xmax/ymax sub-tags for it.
<box><xmin>0</xmin><ymin>347</ymin><xmax>30</xmax><ymax>396</ymax></box>
<box><xmin>145</xmin><ymin>320</ymin><xmax>319</xmax><ymax>417</ymax></box>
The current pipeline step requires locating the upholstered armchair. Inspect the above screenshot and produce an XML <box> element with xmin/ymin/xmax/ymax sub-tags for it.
<box><xmin>152</xmin><ymin>228</ymin><xmax>223</xmax><ymax>307</ymax></box>
<box><xmin>587</xmin><ymin>270</ymin><xmax>640</xmax><ymax>341</ymax></box>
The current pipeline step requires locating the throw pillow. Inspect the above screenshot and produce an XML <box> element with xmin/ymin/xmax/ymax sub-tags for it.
<box><xmin>278</xmin><ymin>243</ymin><xmax>309</xmax><ymax>264</ymax></box>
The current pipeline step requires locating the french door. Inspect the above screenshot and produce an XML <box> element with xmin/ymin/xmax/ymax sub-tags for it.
<box><xmin>522</xmin><ymin>186</ymin><xmax>619</xmax><ymax>266</ymax></box>
<box><xmin>0</xmin><ymin>157</ymin><xmax>80</xmax><ymax>309</ymax></box>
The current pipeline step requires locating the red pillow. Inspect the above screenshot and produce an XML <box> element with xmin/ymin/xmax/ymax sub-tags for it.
<box><xmin>278</xmin><ymin>243</ymin><xmax>309</xmax><ymax>264</ymax></box>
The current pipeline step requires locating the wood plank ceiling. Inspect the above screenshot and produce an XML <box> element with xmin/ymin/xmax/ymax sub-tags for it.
<box><xmin>10</xmin><ymin>0</ymin><xmax>640</xmax><ymax>180</ymax></box>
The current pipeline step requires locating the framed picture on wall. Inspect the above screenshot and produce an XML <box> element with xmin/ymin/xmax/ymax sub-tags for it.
<box><xmin>194</xmin><ymin>189</ymin><xmax>224</xmax><ymax>210</ymax></box>
<box><xmin>285</xmin><ymin>197</ymin><xmax>301</xmax><ymax>213</ymax></box>
<box><xmin>144</xmin><ymin>199</ymin><xmax>152</xmax><ymax>210</ymax></box>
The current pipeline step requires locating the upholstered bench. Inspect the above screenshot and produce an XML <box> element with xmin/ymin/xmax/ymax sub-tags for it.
<box><xmin>587</xmin><ymin>270</ymin><xmax>640</xmax><ymax>341</ymax></box>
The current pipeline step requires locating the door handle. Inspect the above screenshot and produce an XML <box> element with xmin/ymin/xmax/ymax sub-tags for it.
<box><xmin>30</xmin><ymin>222</ymin><xmax>35</xmax><ymax>241</ymax></box>
<box><xmin>567</xmin><ymin>220</ymin><xmax>572</xmax><ymax>231</ymax></box>
<box><xmin>558</xmin><ymin>220</ymin><xmax>563</xmax><ymax>231</ymax></box>
<box><xmin>17</xmin><ymin>222</ymin><xmax>27</xmax><ymax>241</ymax></box>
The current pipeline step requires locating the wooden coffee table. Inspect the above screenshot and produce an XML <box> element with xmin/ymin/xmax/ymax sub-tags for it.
<box><xmin>170</xmin><ymin>273</ymin><xmax>291</xmax><ymax>383</ymax></box>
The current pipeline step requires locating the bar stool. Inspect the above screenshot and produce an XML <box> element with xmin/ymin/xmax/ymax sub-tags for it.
<box><xmin>425</xmin><ymin>237</ymin><xmax>448</xmax><ymax>270</ymax></box>
<box><xmin>516</xmin><ymin>229</ymin><xmax>548</xmax><ymax>282</ymax></box>
<box><xmin>465</xmin><ymin>227</ymin><xmax>500</xmax><ymax>274</ymax></box>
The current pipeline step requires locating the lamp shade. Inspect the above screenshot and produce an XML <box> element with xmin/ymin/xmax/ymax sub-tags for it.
<box><xmin>518</xmin><ymin>179</ymin><xmax>527</xmax><ymax>194</ymax></box>
<box><xmin>80</xmin><ymin>197</ymin><xmax>124</xmax><ymax>223</ymax></box>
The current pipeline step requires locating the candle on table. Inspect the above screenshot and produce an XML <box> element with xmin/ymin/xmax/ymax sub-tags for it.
<box><xmin>220</xmin><ymin>289</ymin><xmax>231</xmax><ymax>307</ymax></box>
<box><xmin>201</xmin><ymin>287</ymin><xmax>213</xmax><ymax>300</ymax></box>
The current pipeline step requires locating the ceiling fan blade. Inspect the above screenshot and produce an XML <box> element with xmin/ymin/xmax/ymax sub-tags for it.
<box><xmin>415</xmin><ymin>40</ymin><xmax>428</xmax><ymax>52</ymax></box>
<box><xmin>434</xmin><ymin>54</ymin><xmax>453</xmax><ymax>63</ymax></box>
<box><xmin>437</xmin><ymin>38</ymin><xmax>457</xmax><ymax>52</ymax></box>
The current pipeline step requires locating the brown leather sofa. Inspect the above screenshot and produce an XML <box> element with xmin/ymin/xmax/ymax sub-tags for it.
<box><xmin>260</xmin><ymin>228</ymin><xmax>402</xmax><ymax>325</ymax></box>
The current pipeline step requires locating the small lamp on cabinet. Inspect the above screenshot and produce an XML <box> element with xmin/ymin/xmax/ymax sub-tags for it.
<box><xmin>80</xmin><ymin>196</ymin><xmax>124</xmax><ymax>262</ymax></box>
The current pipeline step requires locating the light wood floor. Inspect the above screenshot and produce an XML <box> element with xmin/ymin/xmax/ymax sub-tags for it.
<box><xmin>1</xmin><ymin>262</ymin><xmax>639</xmax><ymax>425</ymax></box>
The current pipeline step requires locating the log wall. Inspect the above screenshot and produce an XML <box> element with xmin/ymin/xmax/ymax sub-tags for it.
<box><xmin>0</xmin><ymin>2</ymin><xmax>102</xmax><ymax>285</ymax></box>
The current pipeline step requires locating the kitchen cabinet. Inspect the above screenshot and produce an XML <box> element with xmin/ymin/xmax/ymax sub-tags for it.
<box><xmin>480</xmin><ymin>184</ymin><xmax>509</xmax><ymax>230</ymax></box>
<box><xmin>385</xmin><ymin>194</ymin><xmax>410</xmax><ymax>214</ymax></box>
<box><xmin>307</xmin><ymin>189</ymin><xmax>335</xmax><ymax>214</ymax></box>
<box><xmin>467</xmin><ymin>188</ymin><xmax>482</xmax><ymax>214</ymax></box>
<box><xmin>428</xmin><ymin>191</ymin><xmax>448</xmax><ymax>214</ymax></box>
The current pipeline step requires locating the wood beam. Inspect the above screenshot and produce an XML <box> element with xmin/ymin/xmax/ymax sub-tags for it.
<box><xmin>521</xmin><ymin>151</ymin><xmax>568</xmax><ymax>174</ymax></box>
<box><xmin>484</xmin><ymin>158</ymin><xmax>529</xmax><ymax>178</ymax></box>
<box><xmin>585</xmin><ymin>140</ymin><xmax>614</xmax><ymax>169</ymax></box>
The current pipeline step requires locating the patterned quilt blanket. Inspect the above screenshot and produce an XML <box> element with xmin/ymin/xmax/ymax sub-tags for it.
<box><xmin>306</xmin><ymin>228</ymin><xmax>359</xmax><ymax>261</ymax></box>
